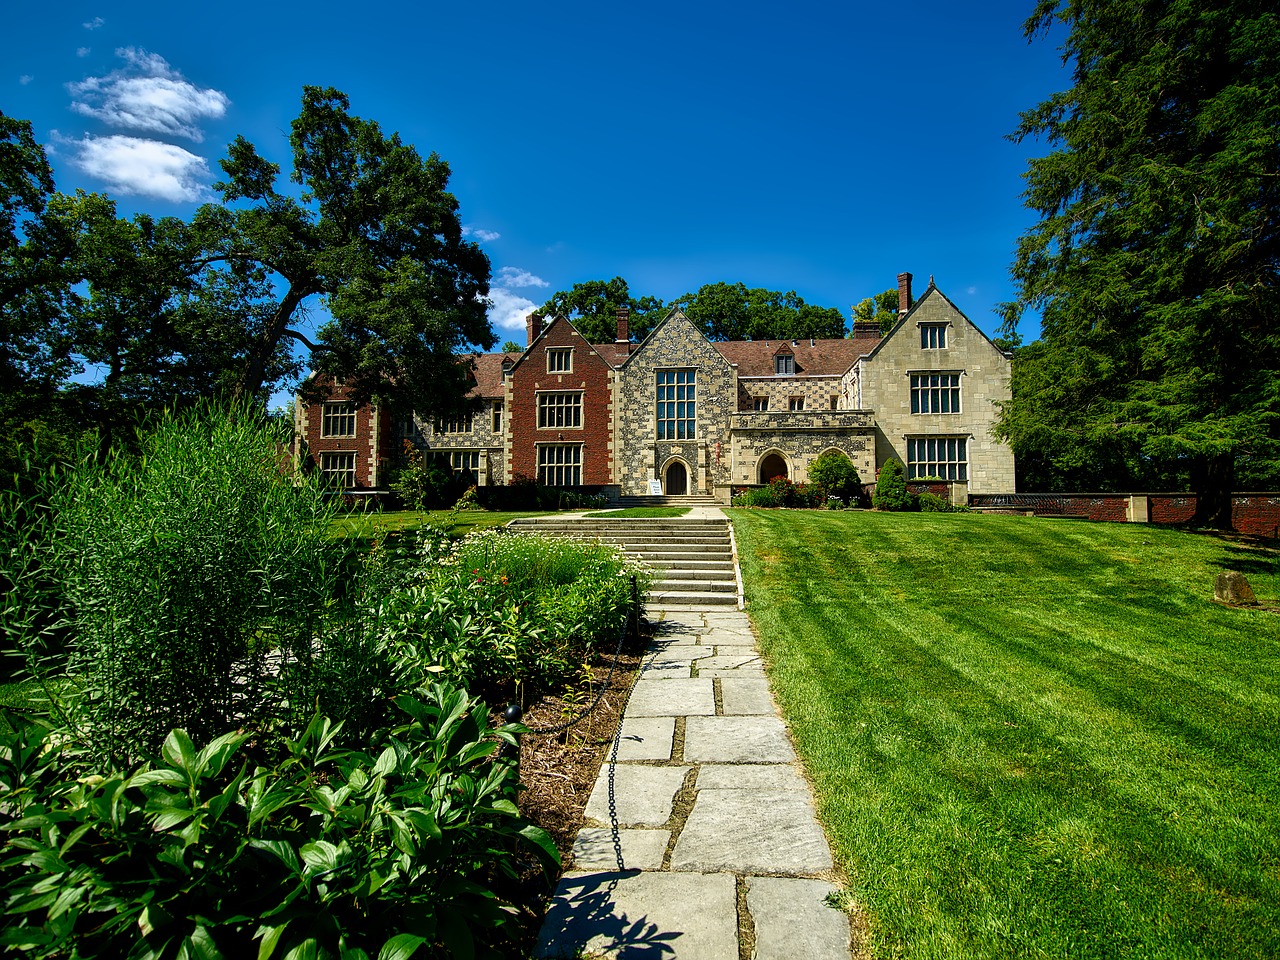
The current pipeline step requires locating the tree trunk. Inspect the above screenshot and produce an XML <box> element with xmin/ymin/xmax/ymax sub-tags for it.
<box><xmin>1190</xmin><ymin>452</ymin><xmax>1235</xmax><ymax>529</ymax></box>
<box><xmin>233</xmin><ymin>283</ymin><xmax>311</xmax><ymax>405</ymax></box>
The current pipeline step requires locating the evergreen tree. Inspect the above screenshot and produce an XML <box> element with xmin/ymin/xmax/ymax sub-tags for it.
<box><xmin>1000</xmin><ymin>0</ymin><xmax>1280</xmax><ymax>525</ymax></box>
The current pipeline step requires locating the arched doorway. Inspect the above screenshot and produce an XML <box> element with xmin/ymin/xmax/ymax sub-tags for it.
<box><xmin>665</xmin><ymin>460</ymin><xmax>688</xmax><ymax>496</ymax></box>
<box><xmin>759</xmin><ymin>453</ymin><xmax>788</xmax><ymax>484</ymax></box>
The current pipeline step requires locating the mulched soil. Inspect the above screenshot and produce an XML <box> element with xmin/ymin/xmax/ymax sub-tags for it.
<box><xmin>502</xmin><ymin>622</ymin><xmax>649</xmax><ymax>952</ymax></box>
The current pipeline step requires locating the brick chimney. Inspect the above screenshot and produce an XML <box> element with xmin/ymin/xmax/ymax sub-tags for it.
<box><xmin>897</xmin><ymin>272</ymin><xmax>914</xmax><ymax>316</ymax></box>
<box><xmin>525</xmin><ymin>311</ymin><xmax>543</xmax><ymax>347</ymax></box>
<box><xmin>616</xmin><ymin>306</ymin><xmax>630</xmax><ymax>343</ymax></box>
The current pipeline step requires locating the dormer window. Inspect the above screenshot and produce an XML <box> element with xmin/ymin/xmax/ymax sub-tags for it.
<box><xmin>775</xmin><ymin>354</ymin><xmax>795</xmax><ymax>376</ymax></box>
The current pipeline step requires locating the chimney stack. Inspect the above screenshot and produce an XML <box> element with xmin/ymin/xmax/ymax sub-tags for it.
<box><xmin>616</xmin><ymin>305</ymin><xmax>631</xmax><ymax>343</ymax></box>
<box><xmin>526</xmin><ymin>311</ymin><xmax>543</xmax><ymax>347</ymax></box>
<box><xmin>897</xmin><ymin>272</ymin><xmax>913</xmax><ymax>316</ymax></box>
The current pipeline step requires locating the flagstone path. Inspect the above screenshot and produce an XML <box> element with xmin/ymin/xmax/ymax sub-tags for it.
<box><xmin>534</xmin><ymin>606</ymin><xmax>852</xmax><ymax>960</ymax></box>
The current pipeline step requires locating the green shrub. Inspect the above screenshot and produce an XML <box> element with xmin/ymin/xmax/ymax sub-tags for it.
<box><xmin>872</xmin><ymin>458</ymin><xmax>916</xmax><ymax>511</ymax></box>
<box><xmin>809</xmin><ymin>450</ymin><xmax>862</xmax><ymax>504</ymax></box>
<box><xmin>0</xmin><ymin>684</ymin><xmax>557</xmax><ymax>959</ymax></box>
<box><xmin>917</xmin><ymin>491</ymin><xmax>970</xmax><ymax>513</ymax></box>
<box><xmin>49</xmin><ymin>404</ymin><xmax>346</xmax><ymax>763</ymax></box>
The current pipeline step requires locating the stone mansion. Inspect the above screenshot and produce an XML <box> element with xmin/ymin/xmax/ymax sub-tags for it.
<box><xmin>294</xmin><ymin>273</ymin><xmax>1016</xmax><ymax>502</ymax></box>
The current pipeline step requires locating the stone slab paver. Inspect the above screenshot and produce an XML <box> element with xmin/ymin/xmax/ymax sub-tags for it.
<box><xmin>670</xmin><ymin>789</ymin><xmax>834</xmax><ymax>874</ymax></box>
<box><xmin>683</xmin><ymin>715</ymin><xmax>796</xmax><ymax>763</ymax></box>
<box><xmin>614</xmin><ymin>716</ymin><xmax>674</xmax><ymax>761</ymax></box>
<box><xmin>718</xmin><ymin>678</ymin><xmax>776</xmax><ymax>715</ymax></box>
<box><xmin>571</xmin><ymin>827</ymin><xmax>670</xmax><ymax>871</ymax></box>
<box><xmin>748</xmin><ymin>877</ymin><xmax>850</xmax><ymax>960</ymax></box>
<box><xmin>583</xmin><ymin>764</ymin><xmax>689</xmax><ymax>827</ymax></box>
<box><xmin>697</xmin><ymin>763</ymin><xmax>809</xmax><ymax>792</ymax></box>
<box><xmin>535</xmin><ymin>871</ymin><xmax>738</xmax><ymax>960</ymax></box>
<box><xmin>625</xmin><ymin>677</ymin><xmax>715</xmax><ymax>717</ymax></box>
<box><xmin>537</xmin><ymin>595</ymin><xmax>851</xmax><ymax>960</ymax></box>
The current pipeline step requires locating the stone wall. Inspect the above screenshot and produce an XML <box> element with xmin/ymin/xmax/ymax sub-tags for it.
<box><xmin>856</xmin><ymin>284</ymin><xmax>1015</xmax><ymax>494</ymax></box>
<box><xmin>415</xmin><ymin>398</ymin><xmax>505</xmax><ymax>486</ymax></box>
<box><xmin>728</xmin><ymin>411</ymin><xmax>875</xmax><ymax>485</ymax></box>
<box><xmin>616</xmin><ymin>311</ymin><xmax>738</xmax><ymax>495</ymax></box>
<box><xmin>736</xmin><ymin>375</ymin><xmax>844</xmax><ymax>412</ymax></box>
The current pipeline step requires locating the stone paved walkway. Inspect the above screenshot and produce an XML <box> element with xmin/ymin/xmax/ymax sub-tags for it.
<box><xmin>535</xmin><ymin>606</ymin><xmax>852</xmax><ymax>960</ymax></box>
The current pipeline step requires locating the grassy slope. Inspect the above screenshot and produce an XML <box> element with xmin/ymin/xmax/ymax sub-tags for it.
<box><xmin>728</xmin><ymin>509</ymin><xmax>1280</xmax><ymax>960</ymax></box>
<box><xmin>327</xmin><ymin>509</ymin><xmax>545</xmax><ymax>539</ymax></box>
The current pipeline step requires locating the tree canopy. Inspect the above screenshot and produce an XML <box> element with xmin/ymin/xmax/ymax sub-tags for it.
<box><xmin>850</xmin><ymin>289</ymin><xmax>899</xmax><ymax>335</ymax></box>
<box><xmin>998</xmin><ymin>0</ymin><xmax>1280</xmax><ymax>523</ymax></box>
<box><xmin>539</xmin><ymin>277</ymin><xmax>665</xmax><ymax>343</ymax></box>
<box><xmin>540</xmin><ymin>277</ymin><xmax>848</xmax><ymax>343</ymax></box>
<box><xmin>0</xmin><ymin>90</ymin><xmax>494</xmax><ymax>457</ymax></box>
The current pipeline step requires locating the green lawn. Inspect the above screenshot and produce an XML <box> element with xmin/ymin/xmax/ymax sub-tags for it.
<box><xmin>728</xmin><ymin>509</ymin><xmax>1280</xmax><ymax>960</ymax></box>
<box><xmin>583</xmin><ymin>507</ymin><xmax>692</xmax><ymax>519</ymax></box>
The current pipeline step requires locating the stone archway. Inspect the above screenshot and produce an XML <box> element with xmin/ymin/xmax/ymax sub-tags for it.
<box><xmin>665</xmin><ymin>460</ymin><xmax>689</xmax><ymax>496</ymax></box>
<box><xmin>759</xmin><ymin>453</ymin><xmax>788</xmax><ymax>484</ymax></box>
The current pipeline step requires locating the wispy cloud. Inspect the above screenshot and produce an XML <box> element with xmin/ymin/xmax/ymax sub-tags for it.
<box><xmin>68</xmin><ymin>47</ymin><xmax>229</xmax><ymax>142</ymax></box>
<box><xmin>83</xmin><ymin>16</ymin><xmax>105</xmax><ymax>30</ymax></box>
<box><xmin>19</xmin><ymin>75</ymin><xmax>33</xmax><ymax>85</ymax></box>
<box><xmin>77</xmin><ymin>47</ymin><xmax>91</xmax><ymax>57</ymax></box>
<box><xmin>497</xmin><ymin>266</ymin><xmax>548</xmax><ymax>288</ymax></box>
<box><xmin>69</xmin><ymin>134</ymin><xmax>212</xmax><ymax>202</ymax></box>
<box><xmin>463</xmin><ymin>224</ymin><xmax>501</xmax><ymax>242</ymax></box>
<box><xmin>488</xmin><ymin>287</ymin><xmax>541</xmax><ymax>334</ymax></box>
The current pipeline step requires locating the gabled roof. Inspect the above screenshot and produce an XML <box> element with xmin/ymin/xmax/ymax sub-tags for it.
<box><xmin>508</xmin><ymin>314</ymin><xmax>624</xmax><ymax>374</ymax></box>
<box><xmin>859</xmin><ymin>280</ymin><xmax>1006</xmax><ymax>362</ymax></box>
<box><xmin>713</xmin><ymin>332</ymin><xmax>882</xmax><ymax>378</ymax></box>
<box><xmin>615</xmin><ymin>307</ymin><xmax>735</xmax><ymax>372</ymax></box>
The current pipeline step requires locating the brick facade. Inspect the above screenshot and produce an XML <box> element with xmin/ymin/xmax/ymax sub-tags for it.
<box><xmin>295</xmin><ymin>382</ymin><xmax>387</xmax><ymax>488</ymax></box>
<box><xmin>506</xmin><ymin>315</ymin><xmax>616</xmax><ymax>486</ymax></box>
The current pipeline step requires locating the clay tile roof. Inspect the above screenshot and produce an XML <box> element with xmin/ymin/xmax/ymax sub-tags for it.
<box><xmin>712</xmin><ymin>333</ymin><xmax>881</xmax><ymax>378</ymax></box>
<box><xmin>591</xmin><ymin>342</ymin><xmax>632</xmax><ymax>366</ymax></box>
<box><xmin>468</xmin><ymin>351</ymin><xmax>522</xmax><ymax>398</ymax></box>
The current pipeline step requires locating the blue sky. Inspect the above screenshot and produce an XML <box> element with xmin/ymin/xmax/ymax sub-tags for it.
<box><xmin>7</xmin><ymin>1</ymin><xmax>1071</xmax><ymax>355</ymax></box>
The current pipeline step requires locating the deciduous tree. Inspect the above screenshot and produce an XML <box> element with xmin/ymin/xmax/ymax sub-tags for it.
<box><xmin>540</xmin><ymin>276</ymin><xmax>665</xmax><ymax>343</ymax></box>
<box><xmin>999</xmin><ymin>0</ymin><xmax>1280</xmax><ymax>525</ymax></box>
<box><xmin>850</xmin><ymin>289</ymin><xmax>899</xmax><ymax>335</ymax></box>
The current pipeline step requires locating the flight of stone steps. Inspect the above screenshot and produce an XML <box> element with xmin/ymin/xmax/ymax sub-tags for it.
<box><xmin>505</xmin><ymin>515</ymin><xmax>741</xmax><ymax>607</ymax></box>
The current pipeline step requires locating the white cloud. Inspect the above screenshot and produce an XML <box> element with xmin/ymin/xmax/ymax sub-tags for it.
<box><xmin>70</xmin><ymin>134</ymin><xmax>212</xmax><ymax>202</ymax></box>
<box><xmin>19</xmin><ymin>75</ymin><xmax>33</xmax><ymax>85</ymax></box>
<box><xmin>487</xmin><ymin>287</ymin><xmax>540</xmax><ymax>334</ymax></box>
<box><xmin>77</xmin><ymin>47</ymin><xmax>91</xmax><ymax>57</ymax></box>
<box><xmin>462</xmin><ymin>224</ymin><xmax>501</xmax><ymax>242</ymax></box>
<box><xmin>967</xmin><ymin>286</ymin><xmax>977</xmax><ymax>295</ymax></box>
<box><xmin>497</xmin><ymin>266</ymin><xmax>548</xmax><ymax>288</ymax></box>
<box><xmin>83</xmin><ymin>16</ymin><xmax>105</xmax><ymax>29</ymax></box>
<box><xmin>68</xmin><ymin>47</ymin><xmax>229</xmax><ymax>142</ymax></box>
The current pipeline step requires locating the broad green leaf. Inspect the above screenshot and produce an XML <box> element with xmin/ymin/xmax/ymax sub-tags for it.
<box><xmin>255</xmin><ymin>921</ymin><xmax>290</xmax><ymax>960</ymax></box>
<box><xmin>162</xmin><ymin>730</ymin><xmax>198</xmax><ymax>777</ymax></box>
<box><xmin>376</xmin><ymin>933</ymin><xmax>426</xmax><ymax>960</ymax></box>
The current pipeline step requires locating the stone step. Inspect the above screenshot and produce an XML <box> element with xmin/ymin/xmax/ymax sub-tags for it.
<box><xmin>629</xmin><ymin>552</ymin><xmax>733</xmax><ymax>564</ymax></box>
<box><xmin>648</xmin><ymin>589</ymin><xmax>740</xmax><ymax>606</ymax></box>
<box><xmin>653</xmin><ymin>581</ymin><xmax>737</xmax><ymax>597</ymax></box>
<box><xmin>641</xmin><ymin>559</ymin><xmax>736</xmax><ymax>572</ymax></box>
<box><xmin>653</xmin><ymin>568</ymin><xmax>737</xmax><ymax>582</ymax></box>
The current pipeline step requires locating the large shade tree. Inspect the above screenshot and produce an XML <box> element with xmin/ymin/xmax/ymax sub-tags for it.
<box><xmin>198</xmin><ymin>86</ymin><xmax>494</xmax><ymax>418</ymax></box>
<box><xmin>999</xmin><ymin>0</ymin><xmax>1280</xmax><ymax>525</ymax></box>
<box><xmin>539</xmin><ymin>277</ymin><xmax>666</xmax><ymax>344</ymax></box>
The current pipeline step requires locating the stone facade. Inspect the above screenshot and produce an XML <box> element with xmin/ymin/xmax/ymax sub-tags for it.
<box><xmin>615</xmin><ymin>311</ymin><xmax>738</xmax><ymax>496</ymax></box>
<box><xmin>852</xmin><ymin>282</ymin><xmax>1015</xmax><ymax>495</ymax></box>
<box><xmin>294</xmin><ymin>275</ymin><xmax>1017</xmax><ymax>502</ymax></box>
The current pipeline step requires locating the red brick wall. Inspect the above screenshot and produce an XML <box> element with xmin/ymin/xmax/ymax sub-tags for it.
<box><xmin>507</xmin><ymin>320</ymin><xmax>614</xmax><ymax>485</ymax></box>
<box><xmin>1148</xmin><ymin>495</ymin><xmax>1196</xmax><ymax>526</ymax></box>
<box><xmin>296</xmin><ymin>380</ymin><xmax>387</xmax><ymax>489</ymax></box>
<box><xmin>1231</xmin><ymin>495</ymin><xmax>1280</xmax><ymax>538</ymax></box>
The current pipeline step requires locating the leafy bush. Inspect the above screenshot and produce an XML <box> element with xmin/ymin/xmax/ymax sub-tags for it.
<box><xmin>808</xmin><ymin>450</ymin><xmax>862</xmax><ymax>504</ymax></box>
<box><xmin>733</xmin><ymin>476</ymin><xmax>822</xmax><ymax>509</ymax></box>
<box><xmin>47</xmin><ymin>404</ymin><xmax>346</xmax><ymax>763</ymax></box>
<box><xmin>0</xmin><ymin>685</ymin><xmax>557</xmax><ymax>960</ymax></box>
<box><xmin>388</xmin><ymin>442</ymin><xmax>457</xmax><ymax>510</ymax></box>
<box><xmin>872</xmin><ymin>458</ymin><xmax>916</xmax><ymax>511</ymax></box>
<box><xmin>917</xmin><ymin>491</ymin><xmax>970</xmax><ymax>513</ymax></box>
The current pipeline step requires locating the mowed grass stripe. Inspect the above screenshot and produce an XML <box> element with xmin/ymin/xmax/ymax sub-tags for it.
<box><xmin>729</xmin><ymin>509</ymin><xmax>1280</xmax><ymax>960</ymax></box>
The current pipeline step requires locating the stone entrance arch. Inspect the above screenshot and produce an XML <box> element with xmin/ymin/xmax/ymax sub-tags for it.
<box><xmin>759</xmin><ymin>453</ymin><xmax>788</xmax><ymax>484</ymax></box>
<box><xmin>665</xmin><ymin>460</ymin><xmax>689</xmax><ymax>496</ymax></box>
